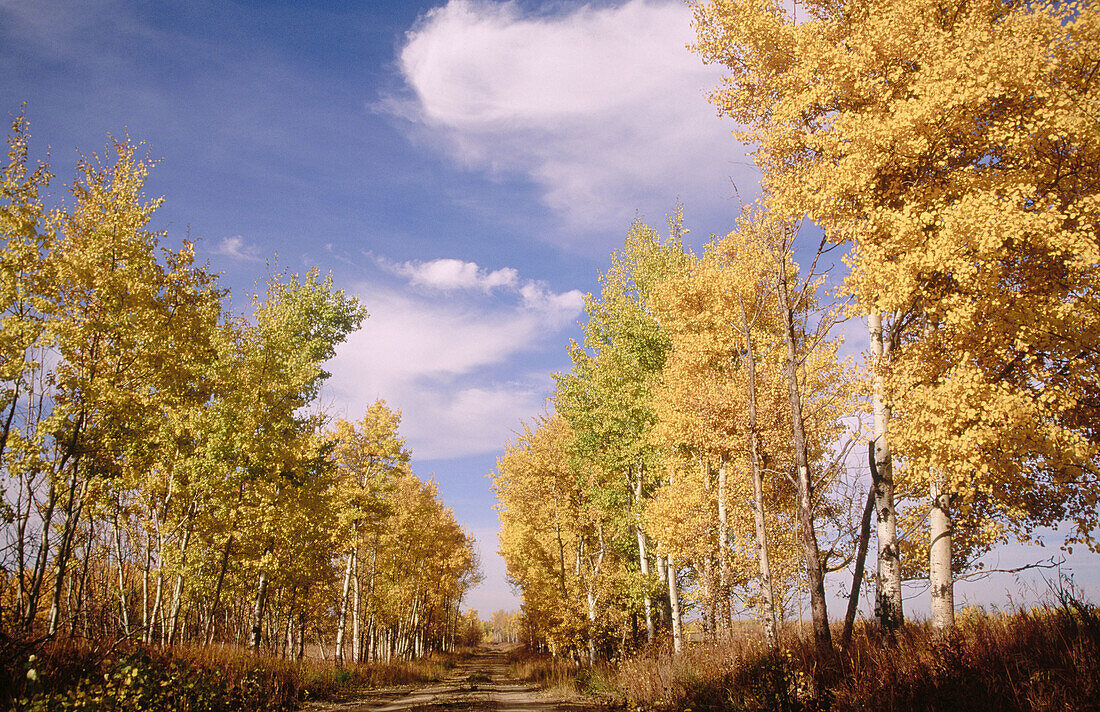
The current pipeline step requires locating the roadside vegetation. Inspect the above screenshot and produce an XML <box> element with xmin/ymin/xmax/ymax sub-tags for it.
<box><xmin>0</xmin><ymin>637</ymin><xmax>462</xmax><ymax>712</ymax></box>
<box><xmin>505</xmin><ymin>594</ymin><xmax>1099</xmax><ymax>712</ymax></box>
<box><xmin>616</xmin><ymin>600</ymin><xmax>1100</xmax><ymax>712</ymax></box>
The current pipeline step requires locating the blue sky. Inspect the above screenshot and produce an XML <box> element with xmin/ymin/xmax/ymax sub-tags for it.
<box><xmin>3</xmin><ymin>0</ymin><xmax>1094</xmax><ymax>616</ymax></box>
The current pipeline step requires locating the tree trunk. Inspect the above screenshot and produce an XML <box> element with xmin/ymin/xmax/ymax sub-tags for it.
<box><xmin>166</xmin><ymin>523</ymin><xmax>192</xmax><ymax>646</ymax></box>
<box><xmin>334</xmin><ymin>548</ymin><xmax>355</xmax><ymax>665</ymax></box>
<box><xmin>365</xmin><ymin>540</ymin><xmax>379</xmax><ymax>661</ymax></box>
<box><xmin>700</xmin><ymin>555</ymin><xmax>714</xmax><ymax>638</ymax></box>
<box><xmin>842</xmin><ymin>466</ymin><xmax>876</xmax><ymax>648</ymax></box>
<box><xmin>69</xmin><ymin>521</ymin><xmax>94</xmax><ymax>636</ymax></box>
<box><xmin>0</xmin><ymin>384</ymin><xmax>19</xmax><ymax>464</ymax></box>
<box><xmin>283</xmin><ymin>601</ymin><xmax>294</xmax><ymax>659</ymax></box>
<box><xmin>739</xmin><ymin>296</ymin><xmax>779</xmax><ymax>650</ymax></box>
<box><xmin>930</xmin><ymin>477</ymin><xmax>954</xmax><ymax>630</ymax></box>
<box><xmin>297</xmin><ymin>611</ymin><xmax>306</xmax><ymax>660</ymax></box>
<box><xmin>655</xmin><ymin>549</ymin><xmax>671</xmax><ymax>628</ymax></box>
<box><xmin>667</xmin><ymin>554</ymin><xmax>683</xmax><ymax>654</ymax></box>
<box><xmin>632</xmin><ymin>464</ymin><xmax>655</xmax><ymax>643</ymax></box>
<box><xmin>145</xmin><ymin>530</ymin><xmax>167</xmax><ymax>646</ymax></box>
<box><xmin>250</xmin><ymin>570</ymin><xmax>269</xmax><ymax>652</ymax></box>
<box><xmin>586</xmin><ymin>589</ymin><xmax>598</xmax><ymax>665</ymax></box>
<box><xmin>555</xmin><ymin>522</ymin><xmax>567</xmax><ymax>598</ymax></box>
<box><xmin>717</xmin><ymin>460</ymin><xmax>731</xmax><ymax>634</ymax></box>
<box><xmin>776</xmin><ymin>258</ymin><xmax>832</xmax><ymax>651</ymax></box>
<box><xmin>48</xmin><ymin>464</ymin><xmax>89</xmax><ymax>636</ymax></box>
<box><xmin>250</xmin><ymin>542</ymin><xmax>273</xmax><ymax>652</ymax></box>
<box><xmin>23</xmin><ymin>480</ymin><xmax>57</xmax><ymax>630</ymax></box>
<box><xmin>869</xmin><ymin>311</ymin><xmax>904</xmax><ymax>631</ymax></box>
<box><xmin>113</xmin><ymin>515</ymin><xmax>131</xmax><ymax>636</ymax></box>
<box><xmin>204</xmin><ymin>532</ymin><xmax>233</xmax><ymax>644</ymax></box>
<box><xmin>352</xmin><ymin>546</ymin><xmax>361</xmax><ymax>662</ymax></box>
<box><xmin>142</xmin><ymin>536</ymin><xmax>151</xmax><ymax>640</ymax></box>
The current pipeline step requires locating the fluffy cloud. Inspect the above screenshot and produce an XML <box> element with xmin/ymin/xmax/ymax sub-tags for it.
<box><xmin>324</xmin><ymin>258</ymin><xmax>583</xmax><ymax>460</ymax></box>
<box><xmin>389</xmin><ymin>0</ymin><xmax>753</xmax><ymax>237</ymax></box>
<box><xmin>378</xmin><ymin>256</ymin><xmax>519</xmax><ymax>292</ymax></box>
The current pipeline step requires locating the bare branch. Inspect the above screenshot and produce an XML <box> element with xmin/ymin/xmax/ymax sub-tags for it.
<box><xmin>953</xmin><ymin>556</ymin><xmax>1066</xmax><ymax>583</ymax></box>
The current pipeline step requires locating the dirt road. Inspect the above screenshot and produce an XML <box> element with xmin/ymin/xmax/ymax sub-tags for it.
<box><xmin>303</xmin><ymin>648</ymin><xmax>601</xmax><ymax>712</ymax></box>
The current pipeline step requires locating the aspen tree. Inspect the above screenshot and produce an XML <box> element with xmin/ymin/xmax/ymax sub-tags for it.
<box><xmin>774</xmin><ymin>226</ymin><xmax>855</xmax><ymax>650</ymax></box>
<box><xmin>227</xmin><ymin>270</ymin><xmax>363</xmax><ymax>652</ymax></box>
<box><xmin>647</xmin><ymin>236</ymin><xmax>797</xmax><ymax>646</ymax></box>
<box><xmin>494</xmin><ymin>416</ymin><xmax>627</xmax><ymax>659</ymax></box>
<box><xmin>42</xmin><ymin>140</ymin><xmax>225</xmax><ymax>636</ymax></box>
<box><xmin>494</xmin><ymin>416</ymin><xmax>587</xmax><ymax>654</ymax></box>
<box><xmin>868</xmin><ymin>311</ymin><xmax>903</xmax><ymax>630</ymax></box>
<box><xmin>553</xmin><ymin>214</ymin><xmax>692</xmax><ymax>647</ymax></box>
<box><xmin>0</xmin><ymin>112</ymin><xmax>51</xmax><ymax>467</ymax></box>
<box><xmin>329</xmin><ymin>401</ymin><xmax>409</xmax><ymax>664</ymax></box>
<box><xmin>0</xmin><ymin>115</ymin><xmax>54</xmax><ymax>628</ymax></box>
<box><xmin>693</xmin><ymin>0</ymin><xmax>1100</xmax><ymax>630</ymax></box>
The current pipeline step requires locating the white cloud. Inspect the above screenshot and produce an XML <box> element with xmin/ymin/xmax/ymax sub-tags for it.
<box><xmin>379</xmin><ymin>256</ymin><xmax>520</xmax><ymax>292</ymax></box>
<box><xmin>324</xmin><ymin>258</ymin><xmax>582</xmax><ymax>459</ymax></box>
<box><xmin>388</xmin><ymin>0</ymin><xmax>753</xmax><ymax>237</ymax></box>
<box><xmin>211</xmin><ymin>235</ymin><xmax>264</xmax><ymax>262</ymax></box>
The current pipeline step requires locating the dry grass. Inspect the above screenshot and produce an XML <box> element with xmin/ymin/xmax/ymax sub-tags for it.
<box><xmin>506</xmin><ymin>647</ymin><xmax>619</xmax><ymax>699</ymax></box>
<box><xmin>614</xmin><ymin>602</ymin><xmax>1100</xmax><ymax>712</ymax></box>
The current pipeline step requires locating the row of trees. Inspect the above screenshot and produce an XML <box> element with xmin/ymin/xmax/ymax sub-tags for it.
<box><xmin>494</xmin><ymin>0</ymin><xmax>1098</xmax><ymax>660</ymax></box>
<box><xmin>328</xmin><ymin>403</ymin><xmax>481</xmax><ymax>662</ymax></box>
<box><xmin>0</xmin><ymin>116</ymin><xmax>481</xmax><ymax>658</ymax></box>
<box><xmin>487</xmin><ymin>608</ymin><xmax>521</xmax><ymax>644</ymax></box>
<box><xmin>494</xmin><ymin>214</ymin><xmax>853</xmax><ymax>660</ymax></box>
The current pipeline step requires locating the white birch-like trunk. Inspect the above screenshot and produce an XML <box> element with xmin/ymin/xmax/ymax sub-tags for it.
<box><xmin>717</xmin><ymin>460</ymin><xmax>730</xmax><ymax>633</ymax></box>
<box><xmin>250</xmin><ymin>569</ymin><xmax>269</xmax><ymax>652</ymax></box>
<box><xmin>636</xmin><ymin>526</ymin><xmax>655</xmax><ymax>642</ymax></box>
<box><xmin>146</xmin><ymin>566</ymin><xmax>164</xmax><ymax>645</ymax></box>
<box><xmin>667</xmin><ymin>554</ymin><xmax>682</xmax><ymax>654</ymax></box>
<box><xmin>586</xmin><ymin>589</ymin><xmax>598</xmax><ymax>666</ymax></box>
<box><xmin>655</xmin><ymin>554</ymin><xmax>671</xmax><ymax>627</ymax></box>
<box><xmin>633</xmin><ymin>464</ymin><xmax>655</xmax><ymax>643</ymax></box>
<box><xmin>352</xmin><ymin>546</ymin><xmax>361</xmax><ymax>663</ymax></box>
<box><xmin>929</xmin><ymin>477</ymin><xmax>954</xmax><ymax>630</ymax></box>
<box><xmin>142</xmin><ymin>537</ymin><xmax>150</xmax><ymax>640</ymax></box>
<box><xmin>739</xmin><ymin>295</ymin><xmax>779</xmax><ymax>649</ymax></box>
<box><xmin>249</xmin><ymin>541</ymin><xmax>274</xmax><ymax>652</ymax></box>
<box><xmin>870</xmin><ymin>311</ymin><xmax>904</xmax><ymax>630</ymax></box>
<box><xmin>166</xmin><ymin>524</ymin><xmax>192</xmax><ymax>646</ymax></box>
<box><xmin>113</xmin><ymin>514</ymin><xmax>131</xmax><ymax>636</ymax></box>
<box><xmin>334</xmin><ymin>549</ymin><xmax>354</xmax><ymax>664</ymax></box>
<box><xmin>365</xmin><ymin>540</ymin><xmax>379</xmax><ymax>661</ymax></box>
